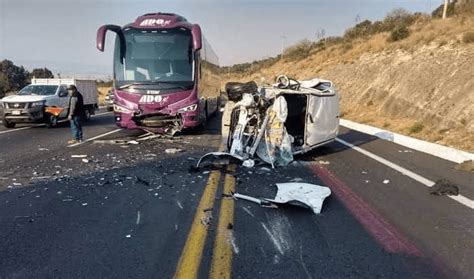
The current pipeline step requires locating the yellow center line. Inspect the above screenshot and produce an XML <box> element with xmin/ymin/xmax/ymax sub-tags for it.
<box><xmin>174</xmin><ymin>140</ymin><xmax>225</xmax><ymax>279</ymax></box>
<box><xmin>209</xmin><ymin>165</ymin><xmax>236</xmax><ymax>279</ymax></box>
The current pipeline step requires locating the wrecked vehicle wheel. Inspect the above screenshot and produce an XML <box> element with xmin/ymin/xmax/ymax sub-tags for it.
<box><xmin>45</xmin><ymin>114</ymin><xmax>58</xmax><ymax>128</ymax></box>
<box><xmin>2</xmin><ymin>119</ymin><xmax>16</xmax><ymax>128</ymax></box>
<box><xmin>225</xmin><ymin>81</ymin><xmax>258</xmax><ymax>102</ymax></box>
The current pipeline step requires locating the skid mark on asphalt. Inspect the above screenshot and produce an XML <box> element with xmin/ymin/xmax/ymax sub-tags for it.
<box><xmin>261</xmin><ymin>223</ymin><xmax>285</xmax><ymax>255</ymax></box>
<box><xmin>241</xmin><ymin>206</ymin><xmax>255</xmax><ymax>217</ymax></box>
<box><xmin>335</xmin><ymin>138</ymin><xmax>474</xmax><ymax>210</ymax></box>
<box><xmin>136</xmin><ymin>211</ymin><xmax>141</xmax><ymax>225</ymax></box>
<box><xmin>261</xmin><ymin>213</ymin><xmax>293</xmax><ymax>256</ymax></box>
<box><xmin>299</xmin><ymin>245</ymin><xmax>312</xmax><ymax>279</ymax></box>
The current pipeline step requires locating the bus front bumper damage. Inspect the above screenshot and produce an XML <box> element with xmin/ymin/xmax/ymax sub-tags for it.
<box><xmin>132</xmin><ymin>112</ymin><xmax>184</xmax><ymax>135</ymax></box>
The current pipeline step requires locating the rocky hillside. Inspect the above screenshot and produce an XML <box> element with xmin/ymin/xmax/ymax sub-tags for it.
<box><xmin>225</xmin><ymin>16</ymin><xmax>474</xmax><ymax>152</ymax></box>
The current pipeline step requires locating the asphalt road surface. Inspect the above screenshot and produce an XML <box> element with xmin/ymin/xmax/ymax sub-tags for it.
<box><xmin>0</xmin><ymin>109</ymin><xmax>472</xmax><ymax>278</ymax></box>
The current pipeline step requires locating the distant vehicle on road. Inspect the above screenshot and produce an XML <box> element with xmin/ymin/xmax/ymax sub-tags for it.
<box><xmin>0</xmin><ymin>79</ymin><xmax>98</xmax><ymax>128</ymax></box>
<box><xmin>96</xmin><ymin>12</ymin><xmax>221</xmax><ymax>134</ymax></box>
<box><xmin>104</xmin><ymin>89</ymin><xmax>114</xmax><ymax>111</ymax></box>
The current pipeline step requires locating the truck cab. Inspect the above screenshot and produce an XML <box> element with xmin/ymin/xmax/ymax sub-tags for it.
<box><xmin>0</xmin><ymin>79</ymin><xmax>98</xmax><ymax>128</ymax></box>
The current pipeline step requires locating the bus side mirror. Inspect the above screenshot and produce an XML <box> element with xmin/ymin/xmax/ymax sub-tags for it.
<box><xmin>192</xmin><ymin>24</ymin><xmax>202</xmax><ymax>51</ymax></box>
<box><xmin>97</xmin><ymin>24</ymin><xmax>126</xmax><ymax>63</ymax></box>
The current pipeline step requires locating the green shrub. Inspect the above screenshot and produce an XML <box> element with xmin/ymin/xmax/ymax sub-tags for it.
<box><xmin>383</xmin><ymin>8</ymin><xmax>416</xmax><ymax>31</ymax></box>
<box><xmin>283</xmin><ymin>39</ymin><xmax>314</xmax><ymax>60</ymax></box>
<box><xmin>388</xmin><ymin>25</ymin><xmax>410</xmax><ymax>42</ymax></box>
<box><xmin>409</xmin><ymin>122</ymin><xmax>424</xmax><ymax>134</ymax></box>
<box><xmin>462</xmin><ymin>31</ymin><xmax>474</xmax><ymax>43</ymax></box>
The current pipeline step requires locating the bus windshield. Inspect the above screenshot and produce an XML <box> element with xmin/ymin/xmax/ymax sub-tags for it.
<box><xmin>114</xmin><ymin>27</ymin><xmax>194</xmax><ymax>89</ymax></box>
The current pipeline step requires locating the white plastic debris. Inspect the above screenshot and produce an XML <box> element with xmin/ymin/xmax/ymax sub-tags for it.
<box><xmin>165</xmin><ymin>148</ymin><xmax>183</xmax><ymax>154</ymax></box>
<box><xmin>265</xmin><ymin>183</ymin><xmax>331</xmax><ymax>214</ymax></box>
<box><xmin>125</xmin><ymin>234</ymin><xmax>131</xmax><ymax>238</ymax></box>
<box><xmin>233</xmin><ymin>193</ymin><xmax>275</xmax><ymax>207</ymax></box>
<box><xmin>71</xmin><ymin>155</ymin><xmax>88</xmax><ymax>158</ymax></box>
<box><xmin>242</xmin><ymin>159</ymin><xmax>255</xmax><ymax>168</ymax></box>
<box><xmin>233</xmin><ymin>183</ymin><xmax>331</xmax><ymax>214</ymax></box>
<box><xmin>82</xmin><ymin>159</ymin><xmax>89</xmax><ymax>163</ymax></box>
<box><xmin>128</xmin><ymin>140</ymin><xmax>139</xmax><ymax>145</ymax></box>
<box><xmin>383</xmin><ymin>179</ymin><xmax>390</xmax><ymax>184</ymax></box>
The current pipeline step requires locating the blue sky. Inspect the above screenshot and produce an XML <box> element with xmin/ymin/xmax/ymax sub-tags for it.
<box><xmin>0</xmin><ymin>0</ymin><xmax>435</xmax><ymax>76</ymax></box>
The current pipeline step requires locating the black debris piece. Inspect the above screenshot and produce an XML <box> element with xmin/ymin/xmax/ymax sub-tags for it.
<box><xmin>430</xmin><ymin>179</ymin><xmax>459</xmax><ymax>196</ymax></box>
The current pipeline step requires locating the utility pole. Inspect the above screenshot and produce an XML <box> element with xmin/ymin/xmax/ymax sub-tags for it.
<box><xmin>280</xmin><ymin>35</ymin><xmax>287</xmax><ymax>60</ymax></box>
<box><xmin>442</xmin><ymin>0</ymin><xmax>449</xmax><ymax>19</ymax></box>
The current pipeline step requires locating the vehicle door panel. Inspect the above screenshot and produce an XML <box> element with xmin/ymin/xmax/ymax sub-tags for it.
<box><xmin>305</xmin><ymin>94</ymin><xmax>339</xmax><ymax>147</ymax></box>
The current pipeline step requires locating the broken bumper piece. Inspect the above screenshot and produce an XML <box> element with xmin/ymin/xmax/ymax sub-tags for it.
<box><xmin>231</xmin><ymin>183</ymin><xmax>331</xmax><ymax>214</ymax></box>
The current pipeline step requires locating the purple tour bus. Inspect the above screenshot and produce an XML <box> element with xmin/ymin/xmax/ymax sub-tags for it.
<box><xmin>96</xmin><ymin>13</ymin><xmax>221</xmax><ymax>134</ymax></box>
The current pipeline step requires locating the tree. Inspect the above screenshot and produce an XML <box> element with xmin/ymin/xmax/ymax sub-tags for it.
<box><xmin>0</xmin><ymin>60</ymin><xmax>30</xmax><ymax>97</ymax></box>
<box><xmin>30</xmin><ymin>68</ymin><xmax>54</xmax><ymax>79</ymax></box>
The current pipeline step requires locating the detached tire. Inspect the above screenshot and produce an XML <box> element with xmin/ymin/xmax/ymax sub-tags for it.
<box><xmin>225</xmin><ymin>81</ymin><xmax>258</xmax><ymax>102</ymax></box>
<box><xmin>2</xmin><ymin>119</ymin><xmax>16</xmax><ymax>128</ymax></box>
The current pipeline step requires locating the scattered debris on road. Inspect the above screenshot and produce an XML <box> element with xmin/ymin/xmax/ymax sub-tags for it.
<box><xmin>430</xmin><ymin>179</ymin><xmax>460</xmax><ymax>196</ymax></box>
<box><xmin>232</xmin><ymin>183</ymin><xmax>331</xmax><ymax>214</ymax></box>
<box><xmin>165</xmin><ymin>148</ymin><xmax>183</xmax><ymax>154</ymax></box>
<box><xmin>232</xmin><ymin>193</ymin><xmax>277</xmax><ymax>208</ymax></box>
<box><xmin>267</xmin><ymin>183</ymin><xmax>331</xmax><ymax>214</ymax></box>
<box><xmin>71</xmin><ymin>155</ymin><xmax>88</xmax><ymax>158</ymax></box>
<box><xmin>201</xmin><ymin>210</ymin><xmax>213</xmax><ymax>228</ymax></box>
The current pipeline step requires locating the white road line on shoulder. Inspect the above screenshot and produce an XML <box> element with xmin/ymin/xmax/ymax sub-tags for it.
<box><xmin>67</xmin><ymin>128</ymin><xmax>122</xmax><ymax>147</ymax></box>
<box><xmin>0</xmin><ymin>125</ymin><xmax>40</xmax><ymax>134</ymax></box>
<box><xmin>0</xmin><ymin>112</ymin><xmax>112</xmax><ymax>135</ymax></box>
<box><xmin>94</xmin><ymin>111</ymin><xmax>113</xmax><ymax>117</ymax></box>
<box><xmin>335</xmin><ymin>137</ymin><xmax>474</xmax><ymax>210</ymax></box>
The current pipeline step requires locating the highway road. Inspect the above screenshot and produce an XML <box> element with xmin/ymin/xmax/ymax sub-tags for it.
<box><xmin>0</xmin><ymin>109</ymin><xmax>472</xmax><ymax>278</ymax></box>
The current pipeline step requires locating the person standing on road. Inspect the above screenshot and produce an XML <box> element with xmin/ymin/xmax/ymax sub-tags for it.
<box><xmin>67</xmin><ymin>85</ymin><xmax>85</xmax><ymax>144</ymax></box>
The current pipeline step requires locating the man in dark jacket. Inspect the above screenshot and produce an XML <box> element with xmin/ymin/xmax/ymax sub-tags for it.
<box><xmin>67</xmin><ymin>85</ymin><xmax>85</xmax><ymax>144</ymax></box>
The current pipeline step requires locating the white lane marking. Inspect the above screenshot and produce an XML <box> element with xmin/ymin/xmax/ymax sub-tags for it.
<box><xmin>340</xmin><ymin>119</ymin><xmax>473</xmax><ymax>163</ymax></box>
<box><xmin>94</xmin><ymin>111</ymin><xmax>113</xmax><ymax>117</ymax></box>
<box><xmin>335</xmin><ymin>138</ymin><xmax>474</xmax><ymax>210</ymax></box>
<box><xmin>0</xmin><ymin>112</ymin><xmax>112</xmax><ymax>135</ymax></box>
<box><xmin>0</xmin><ymin>124</ymin><xmax>43</xmax><ymax>134</ymax></box>
<box><xmin>67</xmin><ymin>128</ymin><xmax>122</xmax><ymax>147</ymax></box>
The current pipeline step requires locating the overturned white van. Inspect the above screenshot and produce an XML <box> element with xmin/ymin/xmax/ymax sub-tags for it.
<box><xmin>198</xmin><ymin>75</ymin><xmax>340</xmax><ymax>168</ymax></box>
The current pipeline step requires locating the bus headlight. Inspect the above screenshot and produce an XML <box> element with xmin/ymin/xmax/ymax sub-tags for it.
<box><xmin>114</xmin><ymin>104</ymin><xmax>133</xmax><ymax>113</ymax></box>
<box><xmin>178</xmin><ymin>104</ymin><xmax>198</xmax><ymax>113</ymax></box>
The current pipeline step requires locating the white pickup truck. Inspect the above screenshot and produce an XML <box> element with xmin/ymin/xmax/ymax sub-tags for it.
<box><xmin>0</xmin><ymin>78</ymin><xmax>98</xmax><ymax>128</ymax></box>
